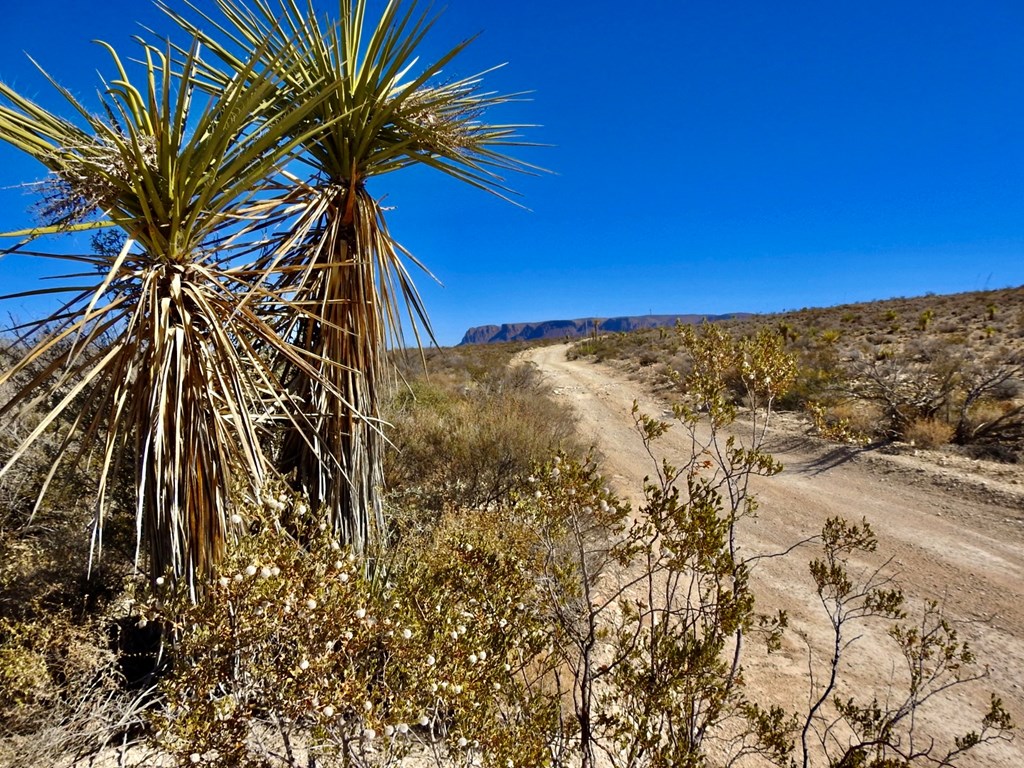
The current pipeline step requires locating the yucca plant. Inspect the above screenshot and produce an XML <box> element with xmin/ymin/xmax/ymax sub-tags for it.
<box><xmin>0</xmin><ymin>38</ymin><xmax>344</xmax><ymax>596</ymax></box>
<box><xmin>165</xmin><ymin>0</ymin><xmax>539</xmax><ymax>550</ymax></box>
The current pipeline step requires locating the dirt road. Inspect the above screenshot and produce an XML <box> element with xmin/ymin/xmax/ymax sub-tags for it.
<box><xmin>524</xmin><ymin>343</ymin><xmax>1024</xmax><ymax>767</ymax></box>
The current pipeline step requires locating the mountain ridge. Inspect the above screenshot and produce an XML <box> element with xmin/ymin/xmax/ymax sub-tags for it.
<box><xmin>458</xmin><ymin>313</ymin><xmax>751</xmax><ymax>345</ymax></box>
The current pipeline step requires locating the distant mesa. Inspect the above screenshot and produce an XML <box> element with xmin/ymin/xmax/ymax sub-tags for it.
<box><xmin>458</xmin><ymin>314</ymin><xmax>751</xmax><ymax>346</ymax></box>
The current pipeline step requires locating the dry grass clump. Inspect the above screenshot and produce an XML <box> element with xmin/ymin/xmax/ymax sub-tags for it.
<box><xmin>385</xmin><ymin>346</ymin><xmax>581</xmax><ymax>526</ymax></box>
<box><xmin>903</xmin><ymin>417</ymin><xmax>956</xmax><ymax>449</ymax></box>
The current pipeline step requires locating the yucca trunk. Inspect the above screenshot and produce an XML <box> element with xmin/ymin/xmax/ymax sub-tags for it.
<box><xmin>137</xmin><ymin>338</ymin><xmax>228</xmax><ymax>592</ymax></box>
<box><xmin>129</xmin><ymin>264</ymin><xmax>261</xmax><ymax>594</ymax></box>
<box><xmin>279</xmin><ymin>183</ymin><xmax>393</xmax><ymax>550</ymax></box>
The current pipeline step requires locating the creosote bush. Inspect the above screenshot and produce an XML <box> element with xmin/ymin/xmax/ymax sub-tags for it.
<box><xmin>799</xmin><ymin>517</ymin><xmax>1014</xmax><ymax>767</ymax></box>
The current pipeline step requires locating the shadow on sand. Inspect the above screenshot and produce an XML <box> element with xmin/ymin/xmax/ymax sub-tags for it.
<box><xmin>765</xmin><ymin>433</ymin><xmax>885</xmax><ymax>476</ymax></box>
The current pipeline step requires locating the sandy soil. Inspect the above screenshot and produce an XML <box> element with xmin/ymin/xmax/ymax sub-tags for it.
<box><xmin>523</xmin><ymin>343</ymin><xmax>1024</xmax><ymax>768</ymax></box>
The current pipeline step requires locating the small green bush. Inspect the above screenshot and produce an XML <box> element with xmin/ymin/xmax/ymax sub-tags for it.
<box><xmin>0</xmin><ymin>625</ymin><xmax>51</xmax><ymax>723</ymax></box>
<box><xmin>0</xmin><ymin>608</ymin><xmax>123</xmax><ymax>746</ymax></box>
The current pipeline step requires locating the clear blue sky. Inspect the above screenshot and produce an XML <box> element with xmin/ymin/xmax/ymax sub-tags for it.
<box><xmin>2</xmin><ymin>1</ymin><xmax>1023</xmax><ymax>345</ymax></box>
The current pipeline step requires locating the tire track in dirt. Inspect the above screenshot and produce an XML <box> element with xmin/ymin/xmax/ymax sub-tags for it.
<box><xmin>523</xmin><ymin>343</ymin><xmax>1024</xmax><ymax>768</ymax></box>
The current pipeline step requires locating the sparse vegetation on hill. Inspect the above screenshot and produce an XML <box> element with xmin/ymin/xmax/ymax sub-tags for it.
<box><xmin>568</xmin><ymin>286</ymin><xmax>1024</xmax><ymax>462</ymax></box>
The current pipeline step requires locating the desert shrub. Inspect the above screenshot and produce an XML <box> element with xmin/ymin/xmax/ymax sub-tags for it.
<box><xmin>779</xmin><ymin>362</ymin><xmax>840</xmax><ymax>412</ymax></box>
<box><xmin>0</xmin><ymin>611</ymin><xmax>113</xmax><ymax>729</ymax></box>
<box><xmin>149</xmin><ymin>489</ymin><xmax>563</xmax><ymax>767</ymax></box>
<box><xmin>806</xmin><ymin>401</ymin><xmax>872</xmax><ymax>443</ymax></box>
<box><xmin>954</xmin><ymin>397</ymin><xmax>1024</xmax><ymax>461</ymax></box>
<box><xmin>799</xmin><ymin>519</ymin><xmax>1013</xmax><ymax>766</ymax></box>
<box><xmin>917</xmin><ymin>308</ymin><xmax>935</xmax><ymax>331</ymax></box>
<box><xmin>903</xmin><ymin>417</ymin><xmax>955</xmax><ymax>448</ymax></box>
<box><xmin>670</xmin><ymin>323</ymin><xmax>796</xmax><ymax>416</ymax></box>
<box><xmin>966</xmin><ymin>399</ymin><xmax>1017</xmax><ymax>432</ymax></box>
<box><xmin>806</xmin><ymin>340</ymin><xmax>1024</xmax><ymax>451</ymax></box>
<box><xmin>0</xmin><ymin>622</ymin><xmax>51</xmax><ymax>725</ymax></box>
<box><xmin>770</xmin><ymin>331</ymin><xmax>843</xmax><ymax>411</ymax></box>
<box><xmin>637</xmin><ymin>349</ymin><xmax>659</xmax><ymax>367</ymax></box>
<box><xmin>839</xmin><ymin>345</ymin><xmax>960</xmax><ymax>440</ymax></box>
<box><xmin>565</xmin><ymin>338</ymin><xmax>602</xmax><ymax>360</ymax></box>
<box><xmin>951</xmin><ymin>363</ymin><xmax>1024</xmax><ymax>449</ymax></box>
